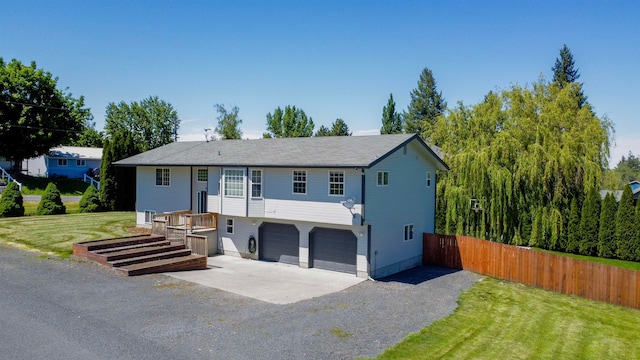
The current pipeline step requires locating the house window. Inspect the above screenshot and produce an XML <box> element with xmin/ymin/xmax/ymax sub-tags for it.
<box><xmin>76</xmin><ymin>159</ymin><xmax>86</xmax><ymax>167</ymax></box>
<box><xmin>155</xmin><ymin>168</ymin><xmax>170</xmax><ymax>186</ymax></box>
<box><xmin>403</xmin><ymin>224</ymin><xmax>414</xmax><ymax>242</ymax></box>
<box><xmin>197</xmin><ymin>169</ymin><xmax>208</xmax><ymax>182</ymax></box>
<box><xmin>144</xmin><ymin>210</ymin><xmax>156</xmax><ymax>224</ymax></box>
<box><xmin>293</xmin><ymin>170</ymin><xmax>306</xmax><ymax>194</ymax></box>
<box><xmin>224</xmin><ymin>169</ymin><xmax>244</xmax><ymax>197</ymax></box>
<box><xmin>251</xmin><ymin>170</ymin><xmax>262</xmax><ymax>198</ymax></box>
<box><xmin>226</xmin><ymin>218</ymin><xmax>234</xmax><ymax>234</ymax></box>
<box><xmin>427</xmin><ymin>172</ymin><xmax>432</xmax><ymax>187</ymax></box>
<box><xmin>57</xmin><ymin>159</ymin><xmax>68</xmax><ymax>166</ymax></box>
<box><xmin>329</xmin><ymin>171</ymin><xmax>344</xmax><ymax>196</ymax></box>
<box><xmin>377</xmin><ymin>171</ymin><xmax>388</xmax><ymax>186</ymax></box>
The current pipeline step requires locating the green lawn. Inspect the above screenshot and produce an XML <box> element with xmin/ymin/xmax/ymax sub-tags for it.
<box><xmin>14</xmin><ymin>173</ymin><xmax>90</xmax><ymax>195</ymax></box>
<box><xmin>375</xmin><ymin>277</ymin><xmax>640</xmax><ymax>360</ymax></box>
<box><xmin>537</xmin><ymin>248</ymin><xmax>640</xmax><ymax>271</ymax></box>
<box><xmin>0</xmin><ymin>212</ymin><xmax>136</xmax><ymax>257</ymax></box>
<box><xmin>23</xmin><ymin>201</ymin><xmax>80</xmax><ymax>215</ymax></box>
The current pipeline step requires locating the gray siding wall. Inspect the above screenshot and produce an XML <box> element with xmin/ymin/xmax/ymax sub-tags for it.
<box><xmin>136</xmin><ymin>166</ymin><xmax>190</xmax><ymax>215</ymax></box>
<box><xmin>207</xmin><ymin>167</ymin><xmax>221</xmax><ymax>213</ymax></box>
<box><xmin>263</xmin><ymin>168</ymin><xmax>362</xmax><ymax>203</ymax></box>
<box><xmin>365</xmin><ymin>140</ymin><xmax>439</xmax><ymax>278</ymax></box>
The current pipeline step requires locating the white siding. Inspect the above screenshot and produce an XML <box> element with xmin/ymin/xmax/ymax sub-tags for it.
<box><xmin>264</xmin><ymin>199</ymin><xmax>362</xmax><ymax>226</ymax></box>
<box><xmin>365</xmin><ymin>140</ymin><xmax>439</xmax><ymax>278</ymax></box>
<box><xmin>207</xmin><ymin>167</ymin><xmax>221</xmax><ymax>213</ymax></box>
<box><xmin>136</xmin><ymin>166</ymin><xmax>190</xmax><ymax>225</ymax></box>
<box><xmin>220</xmin><ymin>168</ymin><xmax>247</xmax><ymax>217</ymax></box>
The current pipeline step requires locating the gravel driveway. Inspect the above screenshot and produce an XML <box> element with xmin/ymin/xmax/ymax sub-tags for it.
<box><xmin>0</xmin><ymin>245</ymin><xmax>482</xmax><ymax>360</ymax></box>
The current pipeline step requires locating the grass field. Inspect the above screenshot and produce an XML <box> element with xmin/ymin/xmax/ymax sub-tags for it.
<box><xmin>0</xmin><ymin>212</ymin><xmax>136</xmax><ymax>257</ymax></box>
<box><xmin>23</xmin><ymin>201</ymin><xmax>80</xmax><ymax>216</ymax></box>
<box><xmin>14</xmin><ymin>173</ymin><xmax>90</xmax><ymax>195</ymax></box>
<box><xmin>375</xmin><ymin>277</ymin><xmax>640</xmax><ymax>360</ymax></box>
<box><xmin>538</xmin><ymin>248</ymin><xmax>640</xmax><ymax>271</ymax></box>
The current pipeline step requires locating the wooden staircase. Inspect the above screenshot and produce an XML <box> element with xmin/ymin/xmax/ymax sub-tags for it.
<box><xmin>73</xmin><ymin>234</ymin><xmax>207</xmax><ymax>276</ymax></box>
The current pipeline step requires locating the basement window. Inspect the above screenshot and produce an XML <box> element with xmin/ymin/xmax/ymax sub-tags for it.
<box><xmin>144</xmin><ymin>210</ymin><xmax>156</xmax><ymax>224</ymax></box>
<box><xmin>226</xmin><ymin>218</ymin><xmax>234</xmax><ymax>234</ymax></box>
<box><xmin>403</xmin><ymin>224</ymin><xmax>414</xmax><ymax>242</ymax></box>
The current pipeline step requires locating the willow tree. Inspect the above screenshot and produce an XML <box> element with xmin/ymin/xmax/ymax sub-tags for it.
<box><xmin>433</xmin><ymin>79</ymin><xmax>611</xmax><ymax>246</ymax></box>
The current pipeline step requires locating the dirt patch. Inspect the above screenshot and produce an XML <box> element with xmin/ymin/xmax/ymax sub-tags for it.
<box><xmin>125</xmin><ymin>227</ymin><xmax>151</xmax><ymax>235</ymax></box>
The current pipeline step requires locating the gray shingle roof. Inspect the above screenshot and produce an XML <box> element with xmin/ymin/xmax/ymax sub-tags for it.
<box><xmin>114</xmin><ymin>134</ymin><xmax>449</xmax><ymax>170</ymax></box>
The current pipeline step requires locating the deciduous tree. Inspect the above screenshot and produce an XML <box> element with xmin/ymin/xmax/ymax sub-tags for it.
<box><xmin>214</xmin><ymin>104</ymin><xmax>242</xmax><ymax>140</ymax></box>
<box><xmin>100</xmin><ymin>131</ymin><xmax>140</xmax><ymax>211</ymax></box>
<box><xmin>380</xmin><ymin>93</ymin><xmax>403</xmax><ymax>135</ymax></box>
<box><xmin>104</xmin><ymin>96</ymin><xmax>179</xmax><ymax>151</ymax></box>
<box><xmin>264</xmin><ymin>106</ymin><xmax>314</xmax><ymax>138</ymax></box>
<box><xmin>0</xmin><ymin>58</ymin><xmax>90</xmax><ymax>167</ymax></box>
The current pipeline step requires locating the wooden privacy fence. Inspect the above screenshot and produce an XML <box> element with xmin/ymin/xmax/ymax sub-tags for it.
<box><xmin>424</xmin><ymin>233</ymin><xmax>640</xmax><ymax>309</ymax></box>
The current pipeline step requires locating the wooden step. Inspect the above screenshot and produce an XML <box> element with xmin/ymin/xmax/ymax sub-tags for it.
<box><xmin>109</xmin><ymin>249</ymin><xmax>192</xmax><ymax>267</ymax></box>
<box><xmin>116</xmin><ymin>255</ymin><xmax>208</xmax><ymax>276</ymax></box>
<box><xmin>91</xmin><ymin>244</ymin><xmax>186</xmax><ymax>264</ymax></box>
<box><xmin>93</xmin><ymin>240</ymin><xmax>171</xmax><ymax>254</ymax></box>
<box><xmin>73</xmin><ymin>235</ymin><xmax>165</xmax><ymax>256</ymax></box>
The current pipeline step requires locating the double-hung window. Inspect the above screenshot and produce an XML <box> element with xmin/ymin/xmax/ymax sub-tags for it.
<box><xmin>329</xmin><ymin>171</ymin><xmax>344</xmax><ymax>196</ymax></box>
<box><xmin>76</xmin><ymin>159</ymin><xmax>86</xmax><ymax>167</ymax></box>
<box><xmin>156</xmin><ymin>168</ymin><xmax>170</xmax><ymax>186</ymax></box>
<box><xmin>293</xmin><ymin>170</ymin><xmax>306</xmax><ymax>194</ymax></box>
<box><xmin>377</xmin><ymin>171</ymin><xmax>388</xmax><ymax>186</ymax></box>
<box><xmin>58</xmin><ymin>159</ymin><xmax>68</xmax><ymax>166</ymax></box>
<box><xmin>224</xmin><ymin>169</ymin><xmax>244</xmax><ymax>197</ymax></box>
<box><xmin>251</xmin><ymin>170</ymin><xmax>262</xmax><ymax>198</ymax></box>
<box><xmin>403</xmin><ymin>224</ymin><xmax>414</xmax><ymax>242</ymax></box>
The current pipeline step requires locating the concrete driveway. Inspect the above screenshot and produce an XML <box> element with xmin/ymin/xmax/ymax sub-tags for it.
<box><xmin>167</xmin><ymin>255</ymin><xmax>365</xmax><ymax>304</ymax></box>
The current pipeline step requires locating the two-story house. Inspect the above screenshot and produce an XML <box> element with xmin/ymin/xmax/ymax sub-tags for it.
<box><xmin>115</xmin><ymin>134</ymin><xmax>448</xmax><ymax>278</ymax></box>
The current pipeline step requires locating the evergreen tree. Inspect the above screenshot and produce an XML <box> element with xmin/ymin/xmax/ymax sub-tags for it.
<box><xmin>597</xmin><ymin>193</ymin><xmax>617</xmax><ymax>258</ymax></box>
<box><xmin>615</xmin><ymin>185</ymin><xmax>636</xmax><ymax>260</ymax></box>
<box><xmin>380</xmin><ymin>93</ymin><xmax>403</xmax><ymax>135</ymax></box>
<box><xmin>314</xmin><ymin>125</ymin><xmax>331</xmax><ymax>137</ymax></box>
<box><xmin>404</xmin><ymin>67</ymin><xmax>446</xmax><ymax>141</ymax></box>
<box><xmin>37</xmin><ymin>183</ymin><xmax>65</xmax><ymax>215</ymax></box>
<box><xmin>79</xmin><ymin>185</ymin><xmax>102</xmax><ymax>213</ymax></box>
<box><xmin>566</xmin><ymin>198</ymin><xmax>581</xmax><ymax>253</ymax></box>
<box><xmin>264</xmin><ymin>106</ymin><xmax>314</xmax><ymax>138</ymax></box>
<box><xmin>317</xmin><ymin>119</ymin><xmax>352</xmax><ymax>136</ymax></box>
<box><xmin>551</xmin><ymin>44</ymin><xmax>586</xmax><ymax>107</ymax></box>
<box><xmin>0</xmin><ymin>182</ymin><xmax>24</xmax><ymax>217</ymax></box>
<box><xmin>578</xmin><ymin>187</ymin><xmax>600</xmax><ymax>256</ymax></box>
<box><xmin>100</xmin><ymin>131</ymin><xmax>140</xmax><ymax>211</ymax></box>
<box><xmin>214</xmin><ymin>104</ymin><xmax>243</xmax><ymax>140</ymax></box>
<box><xmin>635</xmin><ymin>199</ymin><xmax>640</xmax><ymax>261</ymax></box>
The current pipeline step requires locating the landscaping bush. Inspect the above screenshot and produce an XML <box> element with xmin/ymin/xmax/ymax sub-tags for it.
<box><xmin>79</xmin><ymin>185</ymin><xmax>102</xmax><ymax>213</ymax></box>
<box><xmin>0</xmin><ymin>182</ymin><xmax>25</xmax><ymax>217</ymax></box>
<box><xmin>36</xmin><ymin>183</ymin><xmax>66</xmax><ymax>215</ymax></box>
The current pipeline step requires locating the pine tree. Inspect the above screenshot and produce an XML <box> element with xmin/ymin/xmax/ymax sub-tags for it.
<box><xmin>100</xmin><ymin>131</ymin><xmax>140</xmax><ymax>211</ymax></box>
<box><xmin>635</xmin><ymin>199</ymin><xmax>640</xmax><ymax>261</ymax></box>
<box><xmin>578</xmin><ymin>188</ymin><xmax>600</xmax><ymax>256</ymax></box>
<box><xmin>551</xmin><ymin>44</ymin><xmax>587</xmax><ymax>107</ymax></box>
<box><xmin>404</xmin><ymin>68</ymin><xmax>446</xmax><ymax>142</ymax></box>
<box><xmin>615</xmin><ymin>185</ymin><xmax>636</xmax><ymax>260</ymax></box>
<box><xmin>566</xmin><ymin>198</ymin><xmax>581</xmax><ymax>253</ymax></box>
<box><xmin>37</xmin><ymin>183</ymin><xmax>65</xmax><ymax>215</ymax></box>
<box><xmin>0</xmin><ymin>181</ymin><xmax>24</xmax><ymax>217</ymax></box>
<box><xmin>597</xmin><ymin>193</ymin><xmax>617</xmax><ymax>258</ymax></box>
<box><xmin>79</xmin><ymin>185</ymin><xmax>102</xmax><ymax>213</ymax></box>
<box><xmin>380</xmin><ymin>93</ymin><xmax>403</xmax><ymax>135</ymax></box>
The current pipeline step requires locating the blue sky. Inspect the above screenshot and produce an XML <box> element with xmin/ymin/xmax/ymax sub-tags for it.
<box><xmin>1</xmin><ymin>1</ymin><xmax>638</xmax><ymax>166</ymax></box>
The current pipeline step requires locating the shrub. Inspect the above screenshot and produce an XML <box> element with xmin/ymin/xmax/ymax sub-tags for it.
<box><xmin>0</xmin><ymin>182</ymin><xmax>25</xmax><ymax>217</ymax></box>
<box><xmin>79</xmin><ymin>185</ymin><xmax>102</xmax><ymax>213</ymax></box>
<box><xmin>37</xmin><ymin>183</ymin><xmax>66</xmax><ymax>215</ymax></box>
<box><xmin>597</xmin><ymin>193</ymin><xmax>617</xmax><ymax>258</ymax></box>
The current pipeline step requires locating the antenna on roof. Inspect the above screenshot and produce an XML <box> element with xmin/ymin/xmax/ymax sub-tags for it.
<box><xmin>204</xmin><ymin>128</ymin><xmax>211</xmax><ymax>142</ymax></box>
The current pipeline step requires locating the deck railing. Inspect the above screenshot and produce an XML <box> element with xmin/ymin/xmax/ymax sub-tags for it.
<box><xmin>83</xmin><ymin>174</ymin><xmax>100</xmax><ymax>190</ymax></box>
<box><xmin>0</xmin><ymin>166</ymin><xmax>22</xmax><ymax>192</ymax></box>
<box><xmin>151</xmin><ymin>219</ymin><xmax>167</xmax><ymax>236</ymax></box>
<box><xmin>184</xmin><ymin>213</ymin><xmax>218</xmax><ymax>231</ymax></box>
<box><xmin>167</xmin><ymin>226</ymin><xmax>187</xmax><ymax>244</ymax></box>
<box><xmin>186</xmin><ymin>234</ymin><xmax>208</xmax><ymax>257</ymax></box>
<box><xmin>154</xmin><ymin>210</ymin><xmax>192</xmax><ymax>226</ymax></box>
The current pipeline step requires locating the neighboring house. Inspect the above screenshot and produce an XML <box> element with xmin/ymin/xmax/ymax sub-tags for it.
<box><xmin>115</xmin><ymin>134</ymin><xmax>448</xmax><ymax>278</ymax></box>
<box><xmin>599</xmin><ymin>180</ymin><xmax>640</xmax><ymax>202</ymax></box>
<box><xmin>0</xmin><ymin>156</ymin><xmax>10</xmax><ymax>170</ymax></box>
<box><xmin>44</xmin><ymin>147</ymin><xmax>102</xmax><ymax>178</ymax></box>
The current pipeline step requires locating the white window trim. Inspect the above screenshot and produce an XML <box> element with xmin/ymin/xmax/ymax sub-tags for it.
<box><xmin>292</xmin><ymin>170</ymin><xmax>307</xmax><ymax>195</ymax></box>
<box><xmin>197</xmin><ymin>168</ymin><xmax>208</xmax><ymax>182</ymax></box>
<box><xmin>377</xmin><ymin>171</ymin><xmax>389</xmax><ymax>186</ymax></box>
<box><xmin>426</xmin><ymin>172</ymin><xmax>432</xmax><ymax>187</ymax></box>
<box><xmin>403</xmin><ymin>223</ymin><xmax>414</xmax><ymax>242</ymax></box>
<box><xmin>328</xmin><ymin>170</ymin><xmax>345</xmax><ymax>196</ymax></box>
<box><xmin>155</xmin><ymin>168</ymin><xmax>170</xmax><ymax>187</ymax></box>
<box><xmin>57</xmin><ymin>159</ymin><xmax>68</xmax><ymax>167</ymax></box>
<box><xmin>224</xmin><ymin>168</ymin><xmax>244</xmax><ymax>198</ymax></box>
<box><xmin>144</xmin><ymin>210</ymin><xmax>156</xmax><ymax>224</ymax></box>
<box><xmin>251</xmin><ymin>169</ymin><xmax>263</xmax><ymax>199</ymax></box>
<box><xmin>226</xmin><ymin>218</ymin><xmax>234</xmax><ymax>234</ymax></box>
<box><xmin>76</xmin><ymin>159</ymin><xmax>86</xmax><ymax>167</ymax></box>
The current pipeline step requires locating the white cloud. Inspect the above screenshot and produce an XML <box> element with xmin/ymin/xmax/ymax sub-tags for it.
<box><xmin>353</xmin><ymin>129</ymin><xmax>380</xmax><ymax>136</ymax></box>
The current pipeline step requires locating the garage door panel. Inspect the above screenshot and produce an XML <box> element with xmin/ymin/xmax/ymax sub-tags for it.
<box><xmin>259</xmin><ymin>223</ymin><xmax>299</xmax><ymax>265</ymax></box>
<box><xmin>311</xmin><ymin>228</ymin><xmax>357</xmax><ymax>274</ymax></box>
